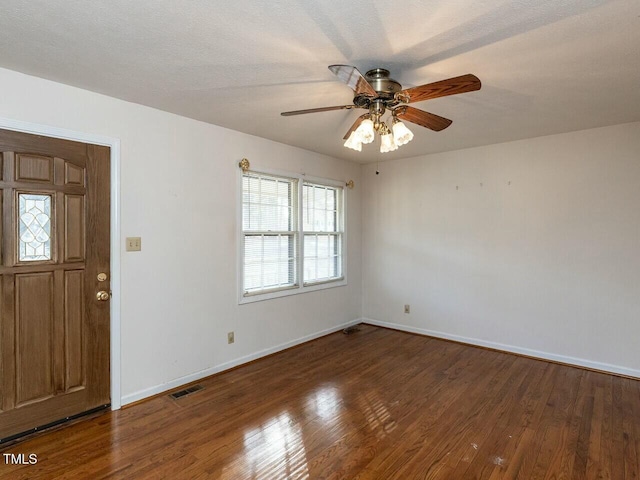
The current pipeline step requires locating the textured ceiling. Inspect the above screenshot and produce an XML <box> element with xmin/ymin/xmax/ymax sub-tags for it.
<box><xmin>0</xmin><ymin>0</ymin><xmax>638</xmax><ymax>163</ymax></box>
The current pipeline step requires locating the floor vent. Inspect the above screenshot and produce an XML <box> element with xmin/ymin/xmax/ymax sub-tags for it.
<box><xmin>169</xmin><ymin>385</ymin><xmax>203</xmax><ymax>400</ymax></box>
<box><xmin>343</xmin><ymin>324</ymin><xmax>361</xmax><ymax>335</ymax></box>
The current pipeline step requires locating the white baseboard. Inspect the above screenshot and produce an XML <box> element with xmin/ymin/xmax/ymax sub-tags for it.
<box><xmin>121</xmin><ymin>318</ymin><xmax>362</xmax><ymax>406</ymax></box>
<box><xmin>362</xmin><ymin>317</ymin><xmax>640</xmax><ymax>379</ymax></box>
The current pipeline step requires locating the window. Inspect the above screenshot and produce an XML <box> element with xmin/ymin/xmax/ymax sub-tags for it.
<box><xmin>303</xmin><ymin>183</ymin><xmax>342</xmax><ymax>284</ymax></box>
<box><xmin>240</xmin><ymin>170</ymin><xmax>345</xmax><ymax>301</ymax></box>
<box><xmin>242</xmin><ymin>173</ymin><xmax>298</xmax><ymax>294</ymax></box>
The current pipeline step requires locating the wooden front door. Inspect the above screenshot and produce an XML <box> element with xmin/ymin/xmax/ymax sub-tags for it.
<box><xmin>0</xmin><ymin>129</ymin><xmax>110</xmax><ymax>441</ymax></box>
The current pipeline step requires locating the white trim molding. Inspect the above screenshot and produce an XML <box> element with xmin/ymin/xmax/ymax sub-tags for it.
<box><xmin>122</xmin><ymin>318</ymin><xmax>362</xmax><ymax>405</ymax></box>
<box><xmin>0</xmin><ymin>116</ymin><xmax>123</xmax><ymax>409</ymax></box>
<box><xmin>362</xmin><ymin>317</ymin><xmax>640</xmax><ymax>379</ymax></box>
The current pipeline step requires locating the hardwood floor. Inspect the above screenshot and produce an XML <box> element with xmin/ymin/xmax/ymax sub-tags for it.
<box><xmin>1</xmin><ymin>324</ymin><xmax>638</xmax><ymax>479</ymax></box>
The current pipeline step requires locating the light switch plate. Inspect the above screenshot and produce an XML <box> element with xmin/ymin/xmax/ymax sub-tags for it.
<box><xmin>126</xmin><ymin>237</ymin><xmax>141</xmax><ymax>252</ymax></box>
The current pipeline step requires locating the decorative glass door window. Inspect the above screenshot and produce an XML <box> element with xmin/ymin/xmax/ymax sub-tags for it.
<box><xmin>18</xmin><ymin>193</ymin><xmax>53</xmax><ymax>261</ymax></box>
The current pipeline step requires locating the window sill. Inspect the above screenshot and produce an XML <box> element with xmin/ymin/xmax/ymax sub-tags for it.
<box><xmin>239</xmin><ymin>278</ymin><xmax>347</xmax><ymax>304</ymax></box>
<box><xmin>303</xmin><ymin>276</ymin><xmax>345</xmax><ymax>287</ymax></box>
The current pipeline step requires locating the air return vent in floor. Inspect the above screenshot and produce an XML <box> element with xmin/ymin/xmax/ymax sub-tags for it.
<box><xmin>169</xmin><ymin>384</ymin><xmax>203</xmax><ymax>400</ymax></box>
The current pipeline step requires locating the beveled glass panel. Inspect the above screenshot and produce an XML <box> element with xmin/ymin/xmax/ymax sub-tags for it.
<box><xmin>18</xmin><ymin>193</ymin><xmax>52</xmax><ymax>261</ymax></box>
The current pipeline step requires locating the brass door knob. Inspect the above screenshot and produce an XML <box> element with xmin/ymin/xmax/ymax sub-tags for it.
<box><xmin>96</xmin><ymin>291</ymin><xmax>111</xmax><ymax>301</ymax></box>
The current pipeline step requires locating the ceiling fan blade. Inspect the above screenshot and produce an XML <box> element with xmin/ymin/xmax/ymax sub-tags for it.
<box><xmin>343</xmin><ymin>114</ymin><xmax>368</xmax><ymax>140</ymax></box>
<box><xmin>328</xmin><ymin>65</ymin><xmax>378</xmax><ymax>97</ymax></box>
<box><xmin>281</xmin><ymin>105</ymin><xmax>356</xmax><ymax>116</ymax></box>
<box><xmin>400</xmin><ymin>74</ymin><xmax>481</xmax><ymax>103</ymax></box>
<box><xmin>395</xmin><ymin>106</ymin><xmax>452</xmax><ymax>131</ymax></box>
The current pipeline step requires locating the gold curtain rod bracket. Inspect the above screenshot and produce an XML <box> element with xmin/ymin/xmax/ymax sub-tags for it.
<box><xmin>239</xmin><ymin>158</ymin><xmax>250</xmax><ymax>173</ymax></box>
<box><xmin>346</xmin><ymin>180</ymin><xmax>355</xmax><ymax>189</ymax></box>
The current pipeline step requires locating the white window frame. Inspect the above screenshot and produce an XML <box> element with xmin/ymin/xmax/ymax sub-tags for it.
<box><xmin>238</xmin><ymin>167</ymin><xmax>347</xmax><ymax>304</ymax></box>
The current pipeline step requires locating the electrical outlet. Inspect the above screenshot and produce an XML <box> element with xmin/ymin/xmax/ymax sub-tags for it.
<box><xmin>126</xmin><ymin>237</ymin><xmax>142</xmax><ymax>252</ymax></box>
<box><xmin>404</xmin><ymin>304</ymin><xmax>410</xmax><ymax>314</ymax></box>
<box><xmin>227</xmin><ymin>332</ymin><xmax>234</xmax><ymax>344</ymax></box>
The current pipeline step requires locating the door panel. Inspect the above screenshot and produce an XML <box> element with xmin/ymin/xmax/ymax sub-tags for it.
<box><xmin>15</xmin><ymin>272</ymin><xmax>54</xmax><ymax>407</ymax></box>
<box><xmin>65</xmin><ymin>163</ymin><xmax>84</xmax><ymax>186</ymax></box>
<box><xmin>16</xmin><ymin>154</ymin><xmax>54</xmax><ymax>184</ymax></box>
<box><xmin>64</xmin><ymin>194</ymin><xmax>85</xmax><ymax>262</ymax></box>
<box><xmin>0</xmin><ymin>129</ymin><xmax>110</xmax><ymax>441</ymax></box>
<box><xmin>65</xmin><ymin>270</ymin><xmax>85</xmax><ymax>391</ymax></box>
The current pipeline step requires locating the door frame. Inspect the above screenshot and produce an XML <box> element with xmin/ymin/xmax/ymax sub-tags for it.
<box><xmin>0</xmin><ymin>116</ymin><xmax>122</xmax><ymax>410</ymax></box>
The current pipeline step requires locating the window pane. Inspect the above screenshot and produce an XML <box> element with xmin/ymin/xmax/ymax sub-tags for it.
<box><xmin>326</xmin><ymin>210</ymin><xmax>335</xmax><ymax>231</ymax></box>
<box><xmin>304</xmin><ymin>258</ymin><xmax>316</xmax><ymax>284</ymax></box>
<box><xmin>317</xmin><ymin>235</ymin><xmax>329</xmax><ymax>258</ymax></box>
<box><xmin>314</xmin><ymin>186</ymin><xmax>327</xmax><ymax>210</ymax></box>
<box><xmin>302</xmin><ymin>186</ymin><xmax>312</xmax><ymax>232</ymax></box>
<box><xmin>244</xmin><ymin>234</ymin><xmax>296</xmax><ymax>292</ymax></box>
<box><xmin>243</xmin><ymin>173</ymin><xmax>295</xmax><ymax>232</ymax></box>
<box><xmin>311</xmin><ymin>208</ymin><xmax>324</xmax><ymax>231</ymax></box>
<box><xmin>19</xmin><ymin>193</ymin><xmax>52</xmax><ymax>261</ymax></box>
<box><xmin>303</xmin><ymin>184</ymin><xmax>339</xmax><ymax>233</ymax></box>
<box><xmin>244</xmin><ymin>262</ymin><xmax>262</xmax><ymax>292</ymax></box>
<box><xmin>277</xmin><ymin>181</ymin><xmax>290</xmax><ymax>206</ymax></box>
<box><xmin>326</xmin><ymin>189</ymin><xmax>336</xmax><ymax>210</ymax></box>
<box><xmin>317</xmin><ymin>258</ymin><xmax>330</xmax><ymax>279</ymax></box>
<box><xmin>303</xmin><ymin>233</ymin><xmax>342</xmax><ymax>283</ymax></box>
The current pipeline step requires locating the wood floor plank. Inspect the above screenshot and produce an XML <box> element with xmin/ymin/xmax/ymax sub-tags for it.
<box><xmin>611</xmin><ymin>378</ymin><xmax>626</xmax><ymax>480</ymax></box>
<box><xmin>0</xmin><ymin>324</ymin><xmax>638</xmax><ymax>479</ymax></box>
<box><xmin>622</xmin><ymin>379</ymin><xmax>640</xmax><ymax>478</ymax></box>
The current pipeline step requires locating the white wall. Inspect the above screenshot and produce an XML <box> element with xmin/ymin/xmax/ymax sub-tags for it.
<box><xmin>0</xmin><ymin>67</ymin><xmax>362</xmax><ymax>403</ymax></box>
<box><xmin>362</xmin><ymin>122</ymin><xmax>640</xmax><ymax>376</ymax></box>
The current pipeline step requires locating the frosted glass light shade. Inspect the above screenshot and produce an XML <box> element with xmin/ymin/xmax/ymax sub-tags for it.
<box><xmin>380</xmin><ymin>132</ymin><xmax>398</xmax><ymax>153</ymax></box>
<box><xmin>354</xmin><ymin>119</ymin><xmax>375</xmax><ymax>144</ymax></box>
<box><xmin>343</xmin><ymin>131</ymin><xmax>362</xmax><ymax>151</ymax></box>
<box><xmin>392</xmin><ymin>120</ymin><xmax>414</xmax><ymax>146</ymax></box>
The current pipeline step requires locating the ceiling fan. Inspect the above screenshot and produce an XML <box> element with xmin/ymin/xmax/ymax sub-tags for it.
<box><xmin>281</xmin><ymin>65</ymin><xmax>481</xmax><ymax>153</ymax></box>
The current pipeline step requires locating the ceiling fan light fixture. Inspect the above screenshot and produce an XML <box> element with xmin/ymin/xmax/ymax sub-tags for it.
<box><xmin>354</xmin><ymin>118</ymin><xmax>375</xmax><ymax>144</ymax></box>
<box><xmin>392</xmin><ymin>119</ymin><xmax>414</xmax><ymax>146</ymax></box>
<box><xmin>380</xmin><ymin>131</ymin><xmax>397</xmax><ymax>153</ymax></box>
<box><xmin>343</xmin><ymin>131</ymin><xmax>362</xmax><ymax>151</ymax></box>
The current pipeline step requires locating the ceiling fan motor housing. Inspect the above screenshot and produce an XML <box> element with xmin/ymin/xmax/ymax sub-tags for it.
<box><xmin>365</xmin><ymin>68</ymin><xmax>402</xmax><ymax>96</ymax></box>
<box><xmin>353</xmin><ymin>68</ymin><xmax>403</xmax><ymax>109</ymax></box>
